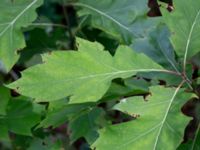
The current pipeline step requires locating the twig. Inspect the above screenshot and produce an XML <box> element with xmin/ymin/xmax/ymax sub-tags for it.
<box><xmin>30</xmin><ymin>23</ymin><xmax>67</xmax><ymax>28</ymax></box>
<box><xmin>9</xmin><ymin>70</ymin><xmax>19</xmax><ymax>81</ymax></box>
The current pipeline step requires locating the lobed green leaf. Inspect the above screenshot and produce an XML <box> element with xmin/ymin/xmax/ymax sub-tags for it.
<box><xmin>0</xmin><ymin>0</ymin><xmax>43</xmax><ymax>72</ymax></box>
<box><xmin>8</xmin><ymin>38</ymin><xmax>165</xmax><ymax>103</ymax></box>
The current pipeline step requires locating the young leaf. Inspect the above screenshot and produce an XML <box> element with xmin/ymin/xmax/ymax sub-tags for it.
<box><xmin>162</xmin><ymin>0</ymin><xmax>200</xmax><ymax>67</ymax></box>
<box><xmin>0</xmin><ymin>0</ymin><xmax>43</xmax><ymax>72</ymax></box>
<box><xmin>92</xmin><ymin>86</ymin><xmax>194</xmax><ymax>150</ymax></box>
<box><xmin>8</xmin><ymin>38</ymin><xmax>167</xmax><ymax>103</ymax></box>
<box><xmin>74</xmin><ymin>0</ymin><xmax>158</xmax><ymax>43</ymax></box>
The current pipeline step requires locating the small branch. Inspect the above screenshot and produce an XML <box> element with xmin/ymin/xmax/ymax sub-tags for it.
<box><xmin>30</xmin><ymin>23</ymin><xmax>67</xmax><ymax>28</ymax></box>
<box><xmin>185</xmin><ymin>81</ymin><xmax>193</xmax><ymax>90</ymax></box>
<box><xmin>182</xmin><ymin>73</ymin><xmax>193</xmax><ymax>90</ymax></box>
<box><xmin>159</xmin><ymin>69</ymin><xmax>182</xmax><ymax>76</ymax></box>
<box><xmin>62</xmin><ymin>0</ymin><xmax>76</xmax><ymax>49</ymax></box>
<box><xmin>9</xmin><ymin>70</ymin><xmax>19</xmax><ymax>81</ymax></box>
<box><xmin>150</xmin><ymin>69</ymin><xmax>193</xmax><ymax>90</ymax></box>
<box><xmin>74</xmin><ymin>15</ymin><xmax>88</xmax><ymax>34</ymax></box>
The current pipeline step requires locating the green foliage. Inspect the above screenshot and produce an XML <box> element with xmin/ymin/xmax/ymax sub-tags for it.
<box><xmin>162</xmin><ymin>0</ymin><xmax>200</xmax><ymax>62</ymax></box>
<box><xmin>0</xmin><ymin>0</ymin><xmax>200</xmax><ymax>149</ymax></box>
<box><xmin>75</xmin><ymin>0</ymin><xmax>158</xmax><ymax>43</ymax></box>
<box><xmin>132</xmin><ymin>24</ymin><xmax>179</xmax><ymax>71</ymax></box>
<box><xmin>69</xmin><ymin>108</ymin><xmax>106</xmax><ymax>144</ymax></box>
<box><xmin>0</xmin><ymin>87</ymin><xmax>9</xmax><ymax>116</ymax></box>
<box><xmin>0</xmin><ymin>0</ymin><xmax>43</xmax><ymax>72</ymax></box>
<box><xmin>39</xmin><ymin>102</ymin><xmax>92</xmax><ymax>128</ymax></box>
<box><xmin>8</xmin><ymin>38</ymin><xmax>164</xmax><ymax>103</ymax></box>
<box><xmin>93</xmin><ymin>86</ymin><xmax>194</xmax><ymax>150</ymax></box>
<box><xmin>0</xmin><ymin>91</ymin><xmax>44</xmax><ymax>140</ymax></box>
<box><xmin>178</xmin><ymin>129</ymin><xmax>200</xmax><ymax>150</ymax></box>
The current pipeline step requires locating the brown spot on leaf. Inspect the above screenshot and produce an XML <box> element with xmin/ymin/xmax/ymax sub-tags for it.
<box><xmin>132</xmin><ymin>114</ymin><xmax>140</xmax><ymax>118</ymax></box>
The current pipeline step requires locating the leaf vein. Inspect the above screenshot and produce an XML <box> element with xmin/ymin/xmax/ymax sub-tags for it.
<box><xmin>73</xmin><ymin>2</ymin><xmax>134</xmax><ymax>35</ymax></box>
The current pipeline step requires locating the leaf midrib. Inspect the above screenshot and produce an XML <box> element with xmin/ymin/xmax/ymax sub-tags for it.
<box><xmin>20</xmin><ymin>69</ymin><xmax>170</xmax><ymax>87</ymax></box>
<box><xmin>73</xmin><ymin>2</ymin><xmax>134</xmax><ymax>35</ymax></box>
<box><xmin>153</xmin><ymin>82</ymin><xmax>184</xmax><ymax>150</ymax></box>
<box><xmin>113</xmin><ymin>85</ymin><xmax>183</xmax><ymax>149</ymax></box>
<box><xmin>0</xmin><ymin>0</ymin><xmax>38</xmax><ymax>37</ymax></box>
<box><xmin>183</xmin><ymin>9</ymin><xmax>200</xmax><ymax>69</ymax></box>
<box><xmin>116</xmin><ymin>123</ymin><xmax>161</xmax><ymax>150</ymax></box>
<box><xmin>157</xmin><ymin>38</ymin><xmax>180</xmax><ymax>73</ymax></box>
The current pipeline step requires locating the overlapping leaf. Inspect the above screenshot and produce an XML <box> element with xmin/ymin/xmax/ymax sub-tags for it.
<box><xmin>93</xmin><ymin>86</ymin><xmax>194</xmax><ymax>150</ymax></box>
<box><xmin>39</xmin><ymin>102</ymin><xmax>92</xmax><ymax>128</ymax></box>
<box><xmin>162</xmin><ymin>0</ymin><xmax>200</xmax><ymax>65</ymax></box>
<box><xmin>8</xmin><ymin>38</ymin><xmax>167</xmax><ymax>103</ymax></box>
<box><xmin>74</xmin><ymin>0</ymin><xmax>158</xmax><ymax>43</ymax></box>
<box><xmin>0</xmin><ymin>0</ymin><xmax>43</xmax><ymax>72</ymax></box>
<box><xmin>69</xmin><ymin>108</ymin><xmax>106</xmax><ymax>145</ymax></box>
<box><xmin>132</xmin><ymin>24</ymin><xmax>179</xmax><ymax>71</ymax></box>
<box><xmin>178</xmin><ymin>128</ymin><xmax>200</xmax><ymax>150</ymax></box>
<box><xmin>0</xmin><ymin>96</ymin><xmax>44</xmax><ymax>139</ymax></box>
<box><xmin>102</xmin><ymin>78</ymin><xmax>150</xmax><ymax>102</ymax></box>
